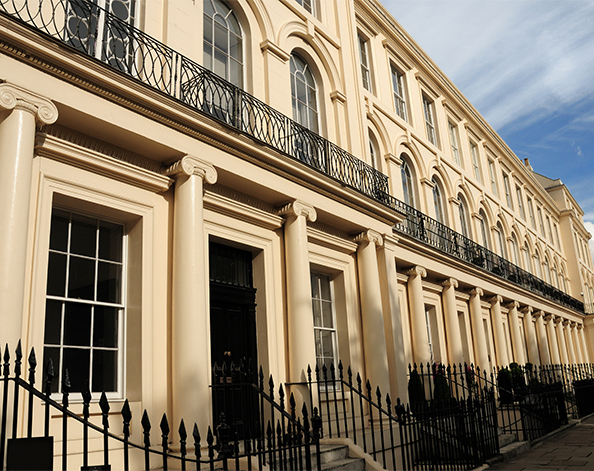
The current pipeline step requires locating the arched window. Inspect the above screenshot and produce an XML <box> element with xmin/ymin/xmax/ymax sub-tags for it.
<box><xmin>534</xmin><ymin>251</ymin><xmax>542</xmax><ymax>278</ymax></box>
<box><xmin>368</xmin><ymin>133</ymin><xmax>380</xmax><ymax>170</ymax></box>
<box><xmin>203</xmin><ymin>0</ymin><xmax>243</xmax><ymax>88</ymax></box>
<box><xmin>290</xmin><ymin>54</ymin><xmax>319</xmax><ymax>133</ymax></box>
<box><xmin>524</xmin><ymin>243</ymin><xmax>532</xmax><ymax>273</ymax></box>
<box><xmin>479</xmin><ymin>210</ymin><xmax>489</xmax><ymax>249</ymax></box>
<box><xmin>401</xmin><ymin>161</ymin><xmax>415</xmax><ymax>207</ymax></box>
<box><xmin>432</xmin><ymin>179</ymin><xmax>446</xmax><ymax>225</ymax></box>
<box><xmin>510</xmin><ymin>234</ymin><xmax>520</xmax><ymax>266</ymax></box>
<box><xmin>458</xmin><ymin>195</ymin><xmax>469</xmax><ymax>238</ymax></box>
<box><xmin>496</xmin><ymin>222</ymin><xmax>507</xmax><ymax>258</ymax></box>
<box><xmin>552</xmin><ymin>264</ymin><xmax>559</xmax><ymax>288</ymax></box>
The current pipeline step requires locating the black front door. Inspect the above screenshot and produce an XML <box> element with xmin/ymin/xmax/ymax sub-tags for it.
<box><xmin>209</xmin><ymin>242</ymin><xmax>258</xmax><ymax>439</ymax></box>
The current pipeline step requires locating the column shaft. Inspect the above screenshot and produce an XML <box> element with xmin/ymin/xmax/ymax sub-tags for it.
<box><xmin>572</xmin><ymin>325</ymin><xmax>584</xmax><ymax>363</ymax></box>
<box><xmin>523</xmin><ymin>309</ymin><xmax>540</xmax><ymax>366</ymax></box>
<box><xmin>490</xmin><ymin>296</ymin><xmax>509</xmax><ymax>367</ymax></box>
<box><xmin>556</xmin><ymin>319</ymin><xmax>569</xmax><ymax>364</ymax></box>
<box><xmin>546</xmin><ymin>316</ymin><xmax>561</xmax><ymax>365</ymax></box>
<box><xmin>564</xmin><ymin>322</ymin><xmax>576</xmax><ymax>364</ymax></box>
<box><xmin>442</xmin><ymin>279</ymin><xmax>464</xmax><ymax>365</ymax></box>
<box><xmin>407</xmin><ymin>267</ymin><xmax>431</xmax><ymax>366</ymax></box>
<box><xmin>535</xmin><ymin>312</ymin><xmax>551</xmax><ymax>365</ymax></box>
<box><xmin>578</xmin><ymin>327</ymin><xmax>590</xmax><ymax>363</ymax></box>
<box><xmin>507</xmin><ymin>303</ymin><xmax>525</xmax><ymax>365</ymax></box>
<box><xmin>469</xmin><ymin>289</ymin><xmax>489</xmax><ymax>371</ymax></box>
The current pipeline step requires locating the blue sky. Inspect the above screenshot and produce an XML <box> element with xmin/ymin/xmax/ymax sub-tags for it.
<box><xmin>382</xmin><ymin>0</ymin><xmax>594</xmax><ymax>254</ymax></box>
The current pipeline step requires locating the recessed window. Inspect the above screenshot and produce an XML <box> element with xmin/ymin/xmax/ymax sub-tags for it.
<box><xmin>502</xmin><ymin>172</ymin><xmax>513</xmax><ymax>209</ymax></box>
<box><xmin>401</xmin><ymin>161</ymin><xmax>415</xmax><ymax>207</ymax></box>
<box><xmin>391</xmin><ymin>65</ymin><xmax>407</xmax><ymax>121</ymax></box>
<box><xmin>546</xmin><ymin>216</ymin><xmax>553</xmax><ymax>242</ymax></box>
<box><xmin>295</xmin><ymin>0</ymin><xmax>318</xmax><ymax>18</ymax></box>
<box><xmin>203</xmin><ymin>0</ymin><xmax>243</xmax><ymax>88</ymax></box>
<box><xmin>469</xmin><ymin>141</ymin><xmax>482</xmax><ymax>183</ymax></box>
<box><xmin>358</xmin><ymin>33</ymin><xmax>372</xmax><ymax>92</ymax></box>
<box><xmin>524</xmin><ymin>243</ymin><xmax>532</xmax><ymax>273</ymax></box>
<box><xmin>496</xmin><ymin>223</ymin><xmax>507</xmax><ymax>258</ymax></box>
<box><xmin>527</xmin><ymin>197</ymin><xmax>536</xmax><ymax>229</ymax></box>
<box><xmin>511</xmin><ymin>234</ymin><xmax>520</xmax><ymax>266</ymax></box>
<box><xmin>311</xmin><ymin>272</ymin><xmax>337</xmax><ymax>372</ymax></box>
<box><xmin>479</xmin><ymin>211</ymin><xmax>489</xmax><ymax>249</ymax></box>
<box><xmin>516</xmin><ymin>186</ymin><xmax>525</xmax><ymax>220</ymax></box>
<box><xmin>537</xmin><ymin>207</ymin><xmax>545</xmax><ymax>236</ymax></box>
<box><xmin>488</xmin><ymin>159</ymin><xmax>497</xmax><ymax>196</ymax></box>
<box><xmin>290</xmin><ymin>54</ymin><xmax>318</xmax><ymax>133</ymax></box>
<box><xmin>44</xmin><ymin>209</ymin><xmax>125</xmax><ymax>394</ymax></box>
<box><xmin>448</xmin><ymin>122</ymin><xmax>460</xmax><ymax>165</ymax></box>
<box><xmin>369</xmin><ymin>137</ymin><xmax>378</xmax><ymax>169</ymax></box>
<box><xmin>458</xmin><ymin>196</ymin><xmax>469</xmax><ymax>238</ymax></box>
<box><xmin>554</xmin><ymin>224</ymin><xmax>560</xmax><ymax>249</ymax></box>
<box><xmin>432</xmin><ymin>179</ymin><xmax>445</xmax><ymax>225</ymax></box>
<box><xmin>422</xmin><ymin>96</ymin><xmax>437</xmax><ymax>146</ymax></box>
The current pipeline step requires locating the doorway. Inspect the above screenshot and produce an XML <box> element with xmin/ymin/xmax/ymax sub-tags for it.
<box><xmin>209</xmin><ymin>242</ymin><xmax>258</xmax><ymax>438</ymax></box>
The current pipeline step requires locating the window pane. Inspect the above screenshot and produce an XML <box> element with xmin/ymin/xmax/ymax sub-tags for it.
<box><xmin>70</xmin><ymin>214</ymin><xmax>97</xmax><ymax>257</ymax></box>
<box><xmin>319</xmin><ymin>275</ymin><xmax>330</xmax><ymax>300</ymax></box>
<box><xmin>68</xmin><ymin>256</ymin><xmax>96</xmax><ymax>300</ymax></box>
<box><xmin>203</xmin><ymin>15</ymin><xmax>213</xmax><ymax>45</ymax></box>
<box><xmin>94</xmin><ymin>306</ymin><xmax>119</xmax><ymax>347</ymax></box>
<box><xmin>97</xmin><ymin>262</ymin><xmax>122</xmax><ymax>304</ymax></box>
<box><xmin>214</xmin><ymin>20</ymin><xmax>228</xmax><ymax>53</ymax></box>
<box><xmin>63</xmin><ymin>302</ymin><xmax>92</xmax><ymax>346</ymax></box>
<box><xmin>203</xmin><ymin>43</ymin><xmax>213</xmax><ymax>71</ymax></box>
<box><xmin>214</xmin><ymin>49</ymin><xmax>227</xmax><ymax>80</ymax></box>
<box><xmin>320</xmin><ymin>330</ymin><xmax>334</xmax><ymax>358</ymax></box>
<box><xmin>49</xmin><ymin>210</ymin><xmax>69</xmax><ymax>252</ymax></box>
<box><xmin>322</xmin><ymin>301</ymin><xmax>333</xmax><ymax>328</ymax></box>
<box><xmin>62</xmin><ymin>348</ymin><xmax>90</xmax><ymax>392</ymax></box>
<box><xmin>312</xmin><ymin>300</ymin><xmax>322</xmax><ymax>327</ymax></box>
<box><xmin>44</xmin><ymin>300</ymin><xmax>63</xmax><ymax>345</ymax></box>
<box><xmin>99</xmin><ymin>221</ymin><xmax>123</xmax><ymax>262</ymax></box>
<box><xmin>92</xmin><ymin>350</ymin><xmax>117</xmax><ymax>392</ymax></box>
<box><xmin>229</xmin><ymin>33</ymin><xmax>241</xmax><ymax>61</ymax></box>
<box><xmin>47</xmin><ymin>252</ymin><xmax>67</xmax><ymax>296</ymax></box>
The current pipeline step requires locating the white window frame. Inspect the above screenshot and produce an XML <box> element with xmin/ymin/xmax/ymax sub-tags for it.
<box><xmin>502</xmin><ymin>172</ymin><xmax>513</xmax><ymax>209</ymax></box>
<box><xmin>537</xmin><ymin>206</ymin><xmax>545</xmax><ymax>236</ymax></box>
<box><xmin>423</xmin><ymin>96</ymin><xmax>437</xmax><ymax>146</ymax></box>
<box><xmin>449</xmin><ymin>122</ymin><xmax>461</xmax><ymax>165</ymax></box>
<box><xmin>528</xmin><ymin>197</ymin><xmax>536</xmax><ymax>229</ymax></box>
<box><xmin>391</xmin><ymin>65</ymin><xmax>407</xmax><ymax>121</ymax></box>
<box><xmin>311</xmin><ymin>272</ymin><xmax>339</xmax><ymax>375</ymax></box>
<box><xmin>358</xmin><ymin>33</ymin><xmax>372</xmax><ymax>92</ymax></box>
<box><xmin>516</xmin><ymin>186</ymin><xmax>525</xmax><ymax>220</ymax></box>
<box><xmin>295</xmin><ymin>0</ymin><xmax>318</xmax><ymax>18</ymax></box>
<box><xmin>488</xmin><ymin>159</ymin><xmax>497</xmax><ymax>196</ymax></box>
<box><xmin>469</xmin><ymin>141</ymin><xmax>482</xmax><ymax>183</ymax></box>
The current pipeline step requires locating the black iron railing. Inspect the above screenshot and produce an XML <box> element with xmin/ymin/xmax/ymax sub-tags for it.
<box><xmin>0</xmin><ymin>342</ymin><xmax>321</xmax><ymax>471</ymax></box>
<box><xmin>0</xmin><ymin>0</ymin><xmax>585</xmax><ymax>314</ymax></box>
<box><xmin>393</xmin><ymin>201</ymin><xmax>585</xmax><ymax>313</ymax></box>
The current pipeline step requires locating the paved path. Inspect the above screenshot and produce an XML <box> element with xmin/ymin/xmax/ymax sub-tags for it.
<box><xmin>488</xmin><ymin>416</ymin><xmax>594</xmax><ymax>470</ymax></box>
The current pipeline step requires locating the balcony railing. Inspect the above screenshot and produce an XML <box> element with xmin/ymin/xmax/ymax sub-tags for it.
<box><xmin>0</xmin><ymin>0</ymin><xmax>585</xmax><ymax>313</ymax></box>
<box><xmin>392</xmin><ymin>199</ymin><xmax>585</xmax><ymax>313</ymax></box>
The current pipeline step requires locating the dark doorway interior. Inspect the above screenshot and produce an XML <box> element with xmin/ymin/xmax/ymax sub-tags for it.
<box><xmin>209</xmin><ymin>242</ymin><xmax>259</xmax><ymax>439</ymax></box>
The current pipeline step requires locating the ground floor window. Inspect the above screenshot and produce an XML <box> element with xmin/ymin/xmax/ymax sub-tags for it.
<box><xmin>44</xmin><ymin>208</ymin><xmax>125</xmax><ymax>394</ymax></box>
<box><xmin>311</xmin><ymin>272</ymin><xmax>338</xmax><ymax>373</ymax></box>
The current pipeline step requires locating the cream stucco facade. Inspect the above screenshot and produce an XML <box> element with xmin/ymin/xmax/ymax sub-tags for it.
<box><xmin>1</xmin><ymin>0</ymin><xmax>593</xmax><ymax>462</ymax></box>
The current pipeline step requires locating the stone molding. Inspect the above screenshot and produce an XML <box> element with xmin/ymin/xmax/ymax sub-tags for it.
<box><xmin>0</xmin><ymin>82</ymin><xmax>58</xmax><ymax>125</ymax></box>
<box><xmin>166</xmin><ymin>155</ymin><xmax>217</xmax><ymax>184</ymax></box>
<box><xmin>352</xmin><ymin>229</ymin><xmax>383</xmax><ymax>247</ymax></box>
<box><xmin>260</xmin><ymin>40</ymin><xmax>290</xmax><ymax>63</ymax></box>
<box><xmin>544</xmin><ymin>314</ymin><xmax>553</xmax><ymax>323</ymax></box>
<box><xmin>406</xmin><ymin>266</ymin><xmax>427</xmax><ymax>278</ymax></box>
<box><xmin>562</xmin><ymin>319</ymin><xmax>570</xmax><ymax>327</ymax></box>
<box><xmin>577</xmin><ymin>324</ymin><xmax>584</xmax><ymax>331</ymax></box>
<box><xmin>442</xmin><ymin>278</ymin><xmax>458</xmax><ymax>289</ymax></box>
<box><xmin>277</xmin><ymin>200</ymin><xmax>317</xmax><ymax>222</ymax></box>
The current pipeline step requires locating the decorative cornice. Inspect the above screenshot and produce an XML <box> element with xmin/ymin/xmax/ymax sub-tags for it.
<box><xmin>259</xmin><ymin>39</ymin><xmax>290</xmax><ymax>63</ymax></box>
<box><xmin>0</xmin><ymin>82</ymin><xmax>58</xmax><ymax>124</ymax></box>
<box><xmin>165</xmin><ymin>155</ymin><xmax>217</xmax><ymax>184</ymax></box>
<box><xmin>470</xmin><ymin>287</ymin><xmax>484</xmax><ymax>297</ymax></box>
<box><xmin>489</xmin><ymin>295</ymin><xmax>503</xmax><ymax>305</ymax></box>
<box><xmin>330</xmin><ymin>90</ymin><xmax>347</xmax><ymax>104</ymax></box>
<box><xmin>385</xmin><ymin>153</ymin><xmax>402</xmax><ymax>166</ymax></box>
<box><xmin>277</xmin><ymin>200</ymin><xmax>317</xmax><ymax>222</ymax></box>
<box><xmin>406</xmin><ymin>266</ymin><xmax>427</xmax><ymax>278</ymax></box>
<box><xmin>352</xmin><ymin>229</ymin><xmax>383</xmax><ymax>246</ymax></box>
<box><xmin>442</xmin><ymin>278</ymin><xmax>458</xmax><ymax>289</ymax></box>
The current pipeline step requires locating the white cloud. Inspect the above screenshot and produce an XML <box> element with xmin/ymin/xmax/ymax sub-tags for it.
<box><xmin>382</xmin><ymin>0</ymin><xmax>594</xmax><ymax>130</ymax></box>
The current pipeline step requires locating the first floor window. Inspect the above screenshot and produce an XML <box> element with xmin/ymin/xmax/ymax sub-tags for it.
<box><xmin>311</xmin><ymin>272</ymin><xmax>337</xmax><ymax>372</ymax></box>
<box><xmin>44</xmin><ymin>208</ymin><xmax>125</xmax><ymax>394</ymax></box>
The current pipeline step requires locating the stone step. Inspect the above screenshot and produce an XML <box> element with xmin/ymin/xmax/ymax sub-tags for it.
<box><xmin>498</xmin><ymin>432</ymin><xmax>518</xmax><ymax>448</ymax></box>
<box><xmin>317</xmin><ymin>444</ymin><xmax>350</xmax><ymax>464</ymax></box>
<box><xmin>320</xmin><ymin>457</ymin><xmax>366</xmax><ymax>471</ymax></box>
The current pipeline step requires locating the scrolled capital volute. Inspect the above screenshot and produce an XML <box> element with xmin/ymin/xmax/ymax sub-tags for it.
<box><xmin>166</xmin><ymin>155</ymin><xmax>217</xmax><ymax>184</ymax></box>
<box><xmin>277</xmin><ymin>200</ymin><xmax>317</xmax><ymax>222</ymax></box>
<box><xmin>406</xmin><ymin>266</ymin><xmax>427</xmax><ymax>278</ymax></box>
<box><xmin>352</xmin><ymin>229</ymin><xmax>383</xmax><ymax>247</ymax></box>
<box><xmin>442</xmin><ymin>278</ymin><xmax>458</xmax><ymax>289</ymax></box>
<box><xmin>0</xmin><ymin>82</ymin><xmax>58</xmax><ymax>125</ymax></box>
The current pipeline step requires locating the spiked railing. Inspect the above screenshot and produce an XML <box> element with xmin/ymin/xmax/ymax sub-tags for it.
<box><xmin>0</xmin><ymin>342</ymin><xmax>320</xmax><ymax>471</ymax></box>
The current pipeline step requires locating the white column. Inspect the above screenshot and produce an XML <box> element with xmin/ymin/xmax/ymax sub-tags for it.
<box><xmin>278</xmin><ymin>201</ymin><xmax>318</xmax><ymax>388</ymax></box>
<box><xmin>380</xmin><ymin>235</ymin><xmax>409</xmax><ymax>402</ymax></box>
<box><xmin>442</xmin><ymin>278</ymin><xmax>464</xmax><ymax>365</ymax></box>
<box><xmin>522</xmin><ymin>307</ymin><xmax>540</xmax><ymax>366</ymax></box>
<box><xmin>545</xmin><ymin>315</ymin><xmax>561</xmax><ymax>365</ymax></box>
<box><xmin>355</xmin><ymin>230</ymin><xmax>390</xmax><ymax>396</ymax></box>
<box><xmin>564</xmin><ymin>320</ymin><xmax>576</xmax><ymax>364</ymax></box>
<box><xmin>406</xmin><ymin>266</ymin><xmax>430</xmax><ymax>366</ymax></box>
<box><xmin>578</xmin><ymin>325</ymin><xmax>590</xmax><ymax>363</ymax></box>
<box><xmin>534</xmin><ymin>311</ymin><xmax>551</xmax><ymax>365</ymax></box>
<box><xmin>507</xmin><ymin>301</ymin><xmax>525</xmax><ymax>365</ymax></box>
<box><xmin>571</xmin><ymin>322</ymin><xmax>584</xmax><ymax>363</ymax></box>
<box><xmin>469</xmin><ymin>288</ymin><xmax>489</xmax><ymax>371</ymax></box>
<box><xmin>489</xmin><ymin>295</ymin><xmax>509</xmax><ymax>367</ymax></box>
<box><xmin>167</xmin><ymin>156</ymin><xmax>217</xmax><ymax>432</ymax></box>
<box><xmin>0</xmin><ymin>83</ymin><xmax>58</xmax><ymax>348</ymax></box>
<box><xmin>555</xmin><ymin>317</ymin><xmax>569</xmax><ymax>364</ymax></box>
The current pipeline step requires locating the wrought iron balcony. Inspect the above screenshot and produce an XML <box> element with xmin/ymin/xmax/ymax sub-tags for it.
<box><xmin>392</xmin><ymin>200</ymin><xmax>585</xmax><ymax>313</ymax></box>
<box><xmin>0</xmin><ymin>0</ymin><xmax>584</xmax><ymax>313</ymax></box>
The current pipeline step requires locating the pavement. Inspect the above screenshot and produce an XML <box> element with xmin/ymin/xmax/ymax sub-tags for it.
<box><xmin>487</xmin><ymin>416</ymin><xmax>594</xmax><ymax>470</ymax></box>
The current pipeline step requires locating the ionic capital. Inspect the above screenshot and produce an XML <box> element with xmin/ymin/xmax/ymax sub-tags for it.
<box><xmin>470</xmin><ymin>287</ymin><xmax>484</xmax><ymax>297</ymax></box>
<box><xmin>532</xmin><ymin>310</ymin><xmax>545</xmax><ymax>320</ymax></box>
<box><xmin>562</xmin><ymin>319</ymin><xmax>570</xmax><ymax>327</ymax></box>
<box><xmin>166</xmin><ymin>155</ymin><xmax>217</xmax><ymax>183</ymax></box>
<box><xmin>544</xmin><ymin>314</ymin><xmax>553</xmax><ymax>323</ymax></box>
<box><xmin>554</xmin><ymin>316</ymin><xmax>563</xmax><ymax>325</ymax></box>
<box><xmin>352</xmin><ymin>229</ymin><xmax>383</xmax><ymax>247</ymax></box>
<box><xmin>442</xmin><ymin>278</ymin><xmax>458</xmax><ymax>289</ymax></box>
<box><xmin>0</xmin><ymin>82</ymin><xmax>58</xmax><ymax>124</ymax></box>
<box><xmin>570</xmin><ymin>321</ymin><xmax>577</xmax><ymax>328</ymax></box>
<box><xmin>406</xmin><ymin>266</ymin><xmax>427</xmax><ymax>278</ymax></box>
<box><xmin>577</xmin><ymin>324</ymin><xmax>584</xmax><ymax>331</ymax></box>
<box><xmin>520</xmin><ymin>306</ymin><xmax>533</xmax><ymax>316</ymax></box>
<box><xmin>506</xmin><ymin>301</ymin><xmax>520</xmax><ymax>310</ymax></box>
<box><xmin>489</xmin><ymin>295</ymin><xmax>503</xmax><ymax>305</ymax></box>
<box><xmin>277</xmin><ymin>200</ymin><xmax>317</xmax><ymax>222</ymax></box>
